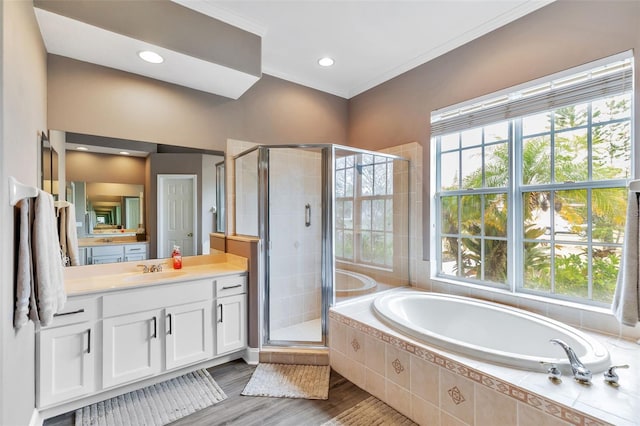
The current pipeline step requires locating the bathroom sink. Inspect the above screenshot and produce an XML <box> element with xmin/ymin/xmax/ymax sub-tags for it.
<box><xmin>123</xmin><ymin>269</ymin><xmax>188</xmax><ymax>283</ymax></box>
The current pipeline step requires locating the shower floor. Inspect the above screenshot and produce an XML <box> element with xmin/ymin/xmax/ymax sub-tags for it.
<box><xmin>271</xmin><ymin>318</ymin><xmax>322</xmax><ymax>342</ymax></box>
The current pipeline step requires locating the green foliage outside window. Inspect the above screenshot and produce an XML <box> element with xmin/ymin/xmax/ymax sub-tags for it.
<box><xmin>439</xmin><ymin>94</ymin><xmax>631</xmax><ymax>304</ymax></box>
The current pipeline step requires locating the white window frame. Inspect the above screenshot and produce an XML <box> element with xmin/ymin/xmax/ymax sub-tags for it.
<box><xmin>336</xmin><ymin>153</ymin><xmax>395</xmax><ymax>269</ymax></box>
<box><xmin>431</xmin><ymin>52</ymin><xmax>635</xmax><ymax>307</ymax></box>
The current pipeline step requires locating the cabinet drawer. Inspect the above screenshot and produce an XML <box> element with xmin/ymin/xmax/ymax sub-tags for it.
<box><xmin>103</xmin><ymin>280</ymin><xmax>211</xmax><ymax>318</ymax></box>
<box><xmin>215</xmin><ymin>275</ymin><xmax>247</xmax><ymax>298</ymax></box>
<box><xmin>45</xmin><ymin>296</ymin><xmax>99</xmax><ymax>328</ymax></box>
<box><xmin>91</xmin><ymin>245</ymin><xmax>123</xmax><ymax>257</ymax></box>
<box><xmin>124</xmin><ymin>244</ymin><xmax>147</xmax><ymax>254</ymax></box>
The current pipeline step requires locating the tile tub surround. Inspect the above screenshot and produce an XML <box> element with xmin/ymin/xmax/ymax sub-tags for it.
<box><xmin>329</xmin><ymin>292</ymin><xmax>640</xmax><ymax>426</ymax></box>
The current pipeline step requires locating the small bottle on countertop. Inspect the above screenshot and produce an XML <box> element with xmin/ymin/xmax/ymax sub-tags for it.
<box><xmin>172</xmin><ymin>245</ymin><xmax>182</xmax><ymax>269</ymax></box>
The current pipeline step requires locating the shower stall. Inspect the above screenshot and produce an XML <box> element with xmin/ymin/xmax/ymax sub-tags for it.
<box><xmin>234</xmin><ymin>144</ymin><xmax>409</xmax><ymax>348</ymax></box>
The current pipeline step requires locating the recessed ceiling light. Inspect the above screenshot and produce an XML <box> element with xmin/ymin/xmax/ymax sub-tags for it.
<box><xmin>119</xmin><ymin>151</ymin><xmax>130</xmax><ymax>156</ymax></box>
<box><xmin>76</xmin><ymin>146</ymin><xmax>88</xmax><ymax>151</ymax></box>
<box><xmin>138</xmin><ymin>50</ymin><xmax>164</xmax><ymax>64</ymax></box>
<box><xmin>318</xmin><ymin>57</ymin><xmax>335</xmax><ymax>67</ymax></box>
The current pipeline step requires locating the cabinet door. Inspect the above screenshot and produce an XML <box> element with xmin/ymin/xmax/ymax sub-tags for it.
<box><xmin>165</xmin><ymin>301</ymin><xmax>213</xmax><ymax>370</ymax></box>
<box><xmin>124</xmin><ymin>253</ymin><xmax>146</xmax><ymax>262</ymax></box>
<box><xmin>38</xmin><ymin>323</ymin><xmax>94</xmax><ymax>407</ymax></box>
<box><xmin>215</xmin><ymin>294</ymin><xmax>247</xmax><ymax>355</ymax></box>
<box><xmin>103</xmin><ymin>310</ymin><xmax>161</xmax><ymax>389</ymax></box>
<box><xmin>91</xmin><ymin>255</ymin><xmax>122</xmax><ymax>264</ymax></box>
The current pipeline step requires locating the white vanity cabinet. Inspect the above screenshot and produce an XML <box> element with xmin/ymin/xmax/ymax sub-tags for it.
<box><xmin>89</xmin><ymin>245</ymin><xmax>123</xmax><ymax>264</ymax></box>
<box><xmin>102</xmin><ymin>309</ymin><xmax>163</xmax><ymax>388</ymax></box>
<box><xmin>215</xmin><ymin>275</ymin><xmax>247</xmax><ymax>355</ymax></box>
<box><xmin>165</xmin><ymin>300</ymin><xmax>213</xmax><ymax>370</ymax></box>
<box><xmin>37</xmin><ymin>271</ymin><xmax>247</xmax><ymax>415</ymax></box>
<box><xmin>100</xmin><ymin>278</ymin><xmax>217</xmax><ymax>389</ymax></box>
<box><xmin>86</xmin><ymin>243</ymin><xmax>148</xmax><ymax>264</ymax></box>
<box><xmin>37</xmin><ymin>298</ymin><xmax>98</xmax><ymax>408</ymax></box>
<box><xmin>124</xmin><ymin>244</ymin><xmax>147</xmax><ymax>262</ymax></box>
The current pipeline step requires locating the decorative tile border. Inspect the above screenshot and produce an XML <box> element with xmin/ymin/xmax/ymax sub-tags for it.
<box><xmin>329</xmin><ymin>310</ymin><xmax>610</xmax><ymax>426</ymax></box>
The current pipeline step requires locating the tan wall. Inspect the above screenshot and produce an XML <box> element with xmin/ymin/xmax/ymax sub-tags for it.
<box><xmin>47</xmin><ymin>55</ymin><xmax>349</xmax><ymax>151</ymax></box>
<box><xmin>0</xmin><ymin>1</ymin><xmax>48</xmax><ymax>424</ymax></box>
<box><xmin>347</xmin><ymin>0</ymin><xmax>640</xmax><ymax>259</ymax></box>
<box><xmin>66</xmin><ymin>150</ymin><xmax>146</xmax><ymax>184</ymax></box>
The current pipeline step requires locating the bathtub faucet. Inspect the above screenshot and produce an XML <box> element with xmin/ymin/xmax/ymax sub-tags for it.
<box><xmin>550</xmin><ymin>338</ymin><xmax>592</xmax><ymax>384</ymax></box>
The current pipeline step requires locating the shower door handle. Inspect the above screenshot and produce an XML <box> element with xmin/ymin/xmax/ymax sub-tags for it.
<box><xmin>305</xmin><ymin>204</ymin><xmax>311</xmax><ymax>227</ymax></box>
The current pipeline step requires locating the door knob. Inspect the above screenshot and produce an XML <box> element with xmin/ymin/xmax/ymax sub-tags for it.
<box><xmin>187</xmin><ymin>232</ymin><xmax>193</xmax><ymax>237</ymax></box>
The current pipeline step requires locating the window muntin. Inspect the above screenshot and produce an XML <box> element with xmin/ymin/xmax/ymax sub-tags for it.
<box><xmin>435</xmin><ymin>89</ymin><xmax>632</xmax><ymax>305</ymax></box>
<box><xmin>336</xmin><ymin>153</ymin><xmax>394</xmax><ymax>268</ymax></box>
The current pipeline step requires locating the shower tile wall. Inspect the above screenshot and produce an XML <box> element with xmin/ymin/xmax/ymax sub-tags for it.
<box><xmin>379</xmin><ymin>142</ymin><xmax>429</xmax><ymax>288</ymax></box>
<box><xmin>227</xmin><ymin>139</ymin><xmax>260</xmax><ymax>236</ymax></box>
<box><xmin>269</xmin><ymin>148</ymin><xmax>322</xmax><ymax>331</ymax></box>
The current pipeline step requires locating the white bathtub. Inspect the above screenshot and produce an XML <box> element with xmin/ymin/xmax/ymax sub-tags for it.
<box><xmin>335</xmin><ymin>269</ymin><xmax>377</xmax><ymax>296</ymax></box>
<box><xmin>373</xmin><ymin>289</ymin><xmax>611</xmax><ymax>373</ymax></box>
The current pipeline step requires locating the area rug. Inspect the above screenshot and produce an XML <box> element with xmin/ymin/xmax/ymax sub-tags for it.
<box><xmin>240</xmin><ymin>363</ymin><xmax>330</xmax><ymax>400</ymax></box>
<box><xmin>321</xmin><ymin>396</ymin><xmax>418</xmax><ymax>425</ymax></box>
<box><xmin>75</xmin><ymin>369</ymin><xmax>227</xmax><ymax>426</ymax></box>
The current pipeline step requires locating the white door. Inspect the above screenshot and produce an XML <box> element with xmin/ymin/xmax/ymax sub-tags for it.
<box><xmin>38</xmin><ymin>323</ymin><xmax>95</xmax><ymax>407</ymax></box>
<box><xmin>158</xmin><ymin>175</ymin><xmax>197</xmax><ymax>258</ymax></box>
<box><xmin>165</xmin><ymin>301</ymin><xmax>213</xmax><ymax>370</ymax></box>
<box><xmin>102</xmin><ymin>310</ymin><xmax>162</xmax><ymax>389</ymax></box>
<box><xmin>216</xmin><ymin>294</ymin><xmax>247</xmax><ymax>355</ymax></box>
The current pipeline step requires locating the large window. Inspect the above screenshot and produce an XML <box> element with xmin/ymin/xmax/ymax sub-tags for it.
<box><xmin>433</xmin><ymin>54</ymin><xmax>633</xmax><ymax>305</ymax></box>
<box><xmin>336</xmin><ymin>153</ymin><xmax>394</xmax><ymax>268</ymax></box>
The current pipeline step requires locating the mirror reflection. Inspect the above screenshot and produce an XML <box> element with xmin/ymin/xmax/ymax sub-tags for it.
<box><xmin>61</xmin><ymin>131</ymin><xmax>225</xmax><ymax>265</ymax></box>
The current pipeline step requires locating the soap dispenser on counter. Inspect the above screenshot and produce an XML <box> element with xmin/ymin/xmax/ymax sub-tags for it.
<box><xmin>172</xmin><ymin>245</ymin><xmax>182</xmax><ymax>269</ymax></box>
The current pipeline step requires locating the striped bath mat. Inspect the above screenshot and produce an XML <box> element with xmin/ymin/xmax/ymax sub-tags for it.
<box><xmin>241</xmin><ymin>363</ymin><xmax>330</xmax><ymax>400</ymax></box>
<box><xmin>322</xmin><ymin>396</ymin><xmax>417</xmax><ymax>425</ymax></box>
<box><xmin>75</xmin><ymin>369</ymin><xmax>226</xmax><ymax>426</ymax></box>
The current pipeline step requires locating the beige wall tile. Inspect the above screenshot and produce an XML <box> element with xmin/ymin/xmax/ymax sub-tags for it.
<box><xmin>517</xmin><ymin>402</ymin><xmax>571</xmax><ymax>426</ymax></box>
<box><xmin>330</xmin><ymin>348</ymin><xmax>349</xmax><ymax>379</ymax></box>
<box><xmin>269</xmin><ymin>352</ymin><xmax>294</xmax><ymax>364</ymax></box>
<box><xmin>386</xmin><ymin>380</ymin><xmax>412</xmax><ymax>419</ymax></box>
<box><xmin>329</xmin><ymin>318</ymin><xmax>347</xmax><ymax>354</ymax></box>
<box><xmin>346</xmin><ymin>327</ymin><xmax>365</xmax><ymax>364</ymax></box>
<box><xmin>364</xmin><ymin>334</ymin><xmax>385</xmax><ymax>373</ymax></box>
<box><xmin>441</xmin><ymin>411</ymin><xmax>470</xmax><ymax>426</ymax></box>
<box><xmin>410</xmin><ymin>394</ymin><xmax>440</xmax><ymax>425</ymax></box>
<box><xmin>440</xmin><ymin>368</ymin><xmax>475</xmax><ymax>425</ymax></box>
<box><xmin>410</xmin><ymin>354</ymin><xmax>439</xmax><ymax>405</ymax></box>
<box><xmin>474</xmin><ymin>384</ymin><xmax>517</xmax><ymax>426</ymax></box>
<box><xmin>364</xmin><ymin>368</ymin><xmax>386</xmax><ymax>401</ymax></box>
<box><xmin>386</xmin><ymin>344</ymin><xmax>411</xmax><ymax>390</ymax></box>
<box><xmin>346</xmin><ymin>357</ymin><xmax>366</xmax><ymax>389</ymax></box>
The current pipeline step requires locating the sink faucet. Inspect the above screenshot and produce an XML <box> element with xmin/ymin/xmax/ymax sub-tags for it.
<box><xmin>149</xmin><ymin>264</ymin><xmax>164</xmax><ymax>273</ymax></box>
<box><xmin>137</xmin><ymin>264</ymin><xmax>150</xmax><ymax>273</ymax></box>
<box><xmin>550</xmin><ymin>338</ymin><xmax>592</xmax><ymax>384</ymax></box>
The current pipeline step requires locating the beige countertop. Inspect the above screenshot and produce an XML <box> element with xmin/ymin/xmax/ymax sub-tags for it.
<box><xmin>78</xmin><ymin>237</ymin><xmax>149</xmax><ymax>247</ymax></box>
<box><xmin>63</xmin><ymin>253</ymin><xmax>247</xmax><ymax>296</ymax></box>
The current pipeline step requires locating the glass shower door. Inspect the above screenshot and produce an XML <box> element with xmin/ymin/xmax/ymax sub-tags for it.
<box><xmin>266</xmin><ymin>147</ymin><xmax>325</xmax><ymax>344</ymax></box>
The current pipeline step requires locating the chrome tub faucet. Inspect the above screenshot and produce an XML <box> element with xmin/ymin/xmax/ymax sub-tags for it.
<box><xmin>550</xmin><ymin>338</ymin><xmax>592</xmax><ymax>384</ymax></box>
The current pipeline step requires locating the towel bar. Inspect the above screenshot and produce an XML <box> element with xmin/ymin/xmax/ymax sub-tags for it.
<box><xmin>9</xmin><ymin>176</ymin><xmax>38</xmax><ymax>206</ymax></box>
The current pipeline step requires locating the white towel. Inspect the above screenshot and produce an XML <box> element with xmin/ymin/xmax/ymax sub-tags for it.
<box><xmin>32</xmin><ymin>190</ymin><xmax>66</xmax><ymax>326</ymax></box>
<box><xmin>14</xmin><ymin>199</ymin><xmax>33</xmax><ymax>329</ymax></box>
<box><xmin>65</xmin><ymin>203</ymin><xmax>80</xmax><ymax>266</ymax></box>
<box><xmin>612</xmin><ymin>191</ymin><xmax>640</xmax><ymax>326</ymax></box>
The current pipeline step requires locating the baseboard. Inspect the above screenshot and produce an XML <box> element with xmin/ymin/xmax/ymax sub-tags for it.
<box><xmin>243</xmin><ymin>347</ymin><xmax>260</xmax><ymax>365</ymax></box>
<box><xmin>29</xmin><ymin>408</ymin><xmax>43</xmax><ymax>426</ymax></box>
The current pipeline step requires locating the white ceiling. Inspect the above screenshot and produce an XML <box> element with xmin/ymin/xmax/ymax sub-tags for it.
<box><xmin>176</xmin><ymin>0</ymin><xmax>554</xmax><ymax>98</ymax></box>
<box><xmin>36</xmin><ymin>0</ymin><xmax>554</xmax><ymax>100</ymax></box>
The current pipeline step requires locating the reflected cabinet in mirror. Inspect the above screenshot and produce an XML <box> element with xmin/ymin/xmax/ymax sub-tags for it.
<box><xmin>62</xmin><ymin>131</ymin><xmax>225</xmax><ymax>266</ymax></box>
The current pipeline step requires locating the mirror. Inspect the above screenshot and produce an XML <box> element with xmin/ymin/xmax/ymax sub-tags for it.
<box><xmin>40</xmin><ymin>131</ymin><xmax>59</xmax><ymax>198</ymax></box>
<box><xmin>215</xmin><ymin>160</ymin><xmax>226</xmax><ymax>233</ymax></box>
<box><xmin>62</xmin><ymin>130</ymin><xmax>225</xmax><ymax>264</ymax></box>
<box><xmin>86</xmin><ymin>183</ymin><xmax>144</xmax><ymax>234</ymax></box>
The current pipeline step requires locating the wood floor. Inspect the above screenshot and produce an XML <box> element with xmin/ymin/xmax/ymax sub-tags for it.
<box><xmin>44</xmin><ymin>359</ymin><xmax>372</xmax><ymax>426</ymax></box>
